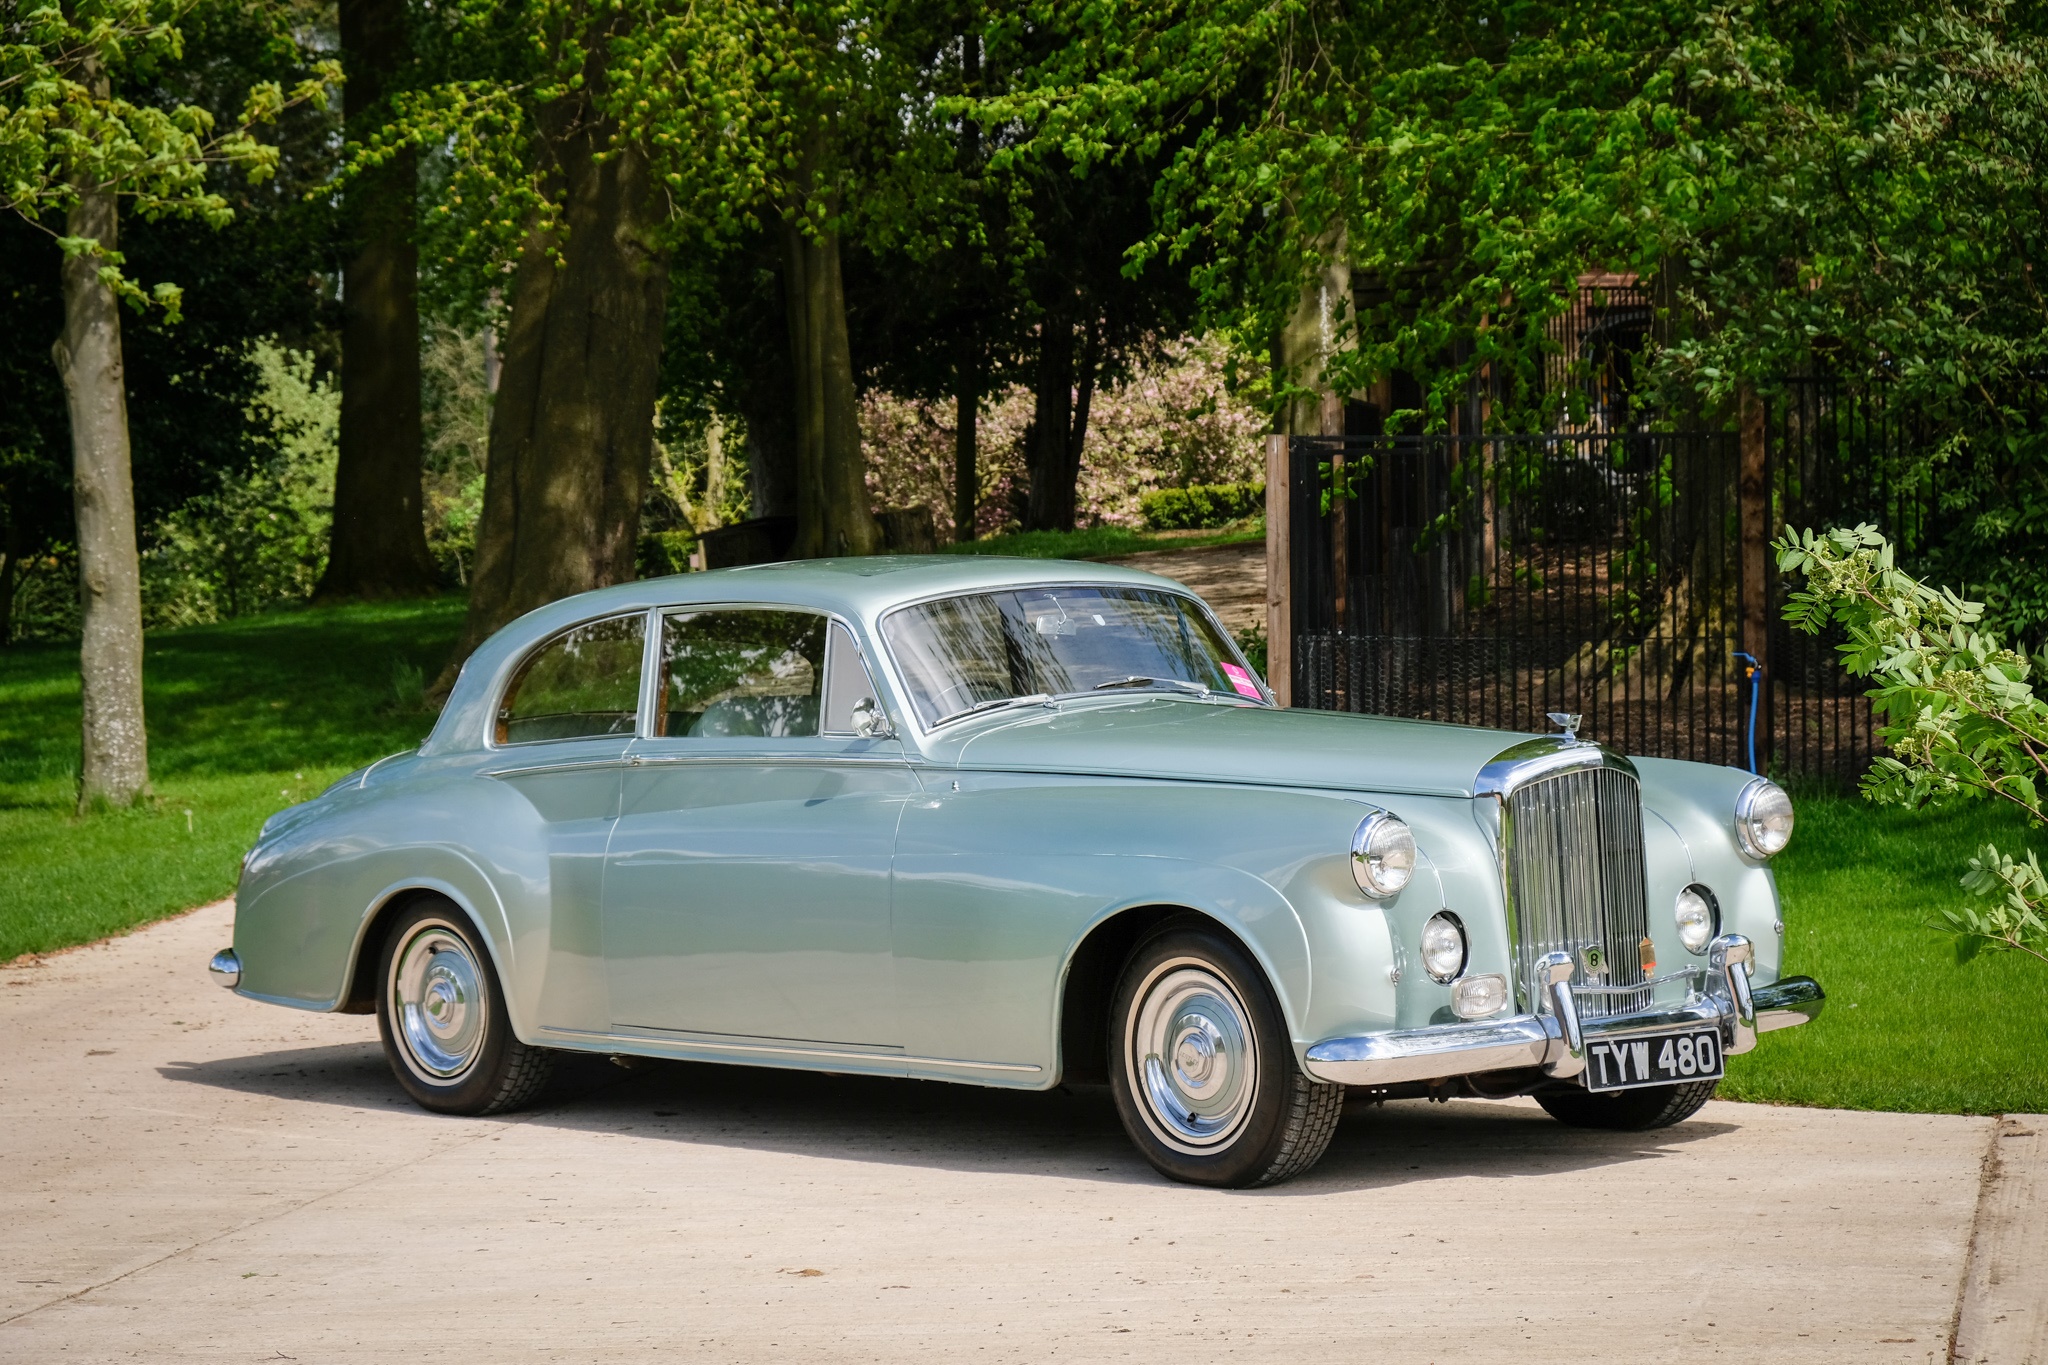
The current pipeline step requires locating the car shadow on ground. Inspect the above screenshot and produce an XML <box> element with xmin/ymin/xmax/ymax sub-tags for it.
<box><xmin>161</xmin><ymin>1042</ymin><xmax>1739</xmax><ymax>1192</ymax></box>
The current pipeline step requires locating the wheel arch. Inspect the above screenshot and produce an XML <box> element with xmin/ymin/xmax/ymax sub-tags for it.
<box><xmin>338</xmin><ymin>880</ymin><xmax>503</xmax><ymax>1016</ymax></box>
<box><xmin>1057</xmin><ymin>904</ymin><xmax>1277</xmax><ymax>1086</ymax></box>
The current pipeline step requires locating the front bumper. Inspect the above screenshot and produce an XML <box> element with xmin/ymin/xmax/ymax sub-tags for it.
<box><xmin>1304</xmin><ymin>933</ymin><xmax>1824</xmax><ymax>1087</ymax></box>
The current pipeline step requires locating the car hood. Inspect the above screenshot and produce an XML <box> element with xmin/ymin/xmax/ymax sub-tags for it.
<box><xmin>940</xmin><ymin>698</ymin><xmax>1535</xmax><ymax>798</ymax></box>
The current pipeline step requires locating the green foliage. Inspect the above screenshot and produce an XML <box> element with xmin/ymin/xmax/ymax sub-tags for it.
<box><xmin>143</xmin><ymin>341</ymin><xmax>335</xmax><ymax>625</ymax></box>
<box><xmin>1140</xmin><ymin>481</ymin><xmax>1264</xmax><ymax>531</ymax></box>
<box><xmin>0</xmin><ymin>0</ymin><xmax>338</xmax><ymax>307</ymax></box>
<box><xmin>1777</xmin><ymin>523</ymin><xmax>2048</xmax><ymax>966</ymax></box>
<box><xmin>1231</xmin><ymin>621</ymin><xmax>1267</xmax><ymax>677</ymax></box>
<box><xmin>420</xmin><ymin>327</ymin><xmax>493</xmax><ymax>585</ymax></box>
<box><xmin>976</xmin><ymin>0</ymin><xmax>2048</xmax><ymax>478</ymax></box>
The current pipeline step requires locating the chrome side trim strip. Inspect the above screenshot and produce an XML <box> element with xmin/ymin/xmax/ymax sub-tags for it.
<box><xmin>541</xmin><ymin>1025</ymin><xmax>1042</xmax><ymax>1074</ymax></box>
<box><xmin>627</xmin><ymin>754</ymin><xmax>912</xmax><ymax>769</ymax></box>
<box><xmin>483</xmin><ymin>759</ymin><xmax>631</xmax><ymax>779</ymax></box>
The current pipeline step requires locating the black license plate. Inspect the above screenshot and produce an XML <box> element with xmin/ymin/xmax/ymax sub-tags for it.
<box><xmin>1582</xmin><ymin>1027</ymin><xmax>1725</xmax><ymax>1092</ymax></box>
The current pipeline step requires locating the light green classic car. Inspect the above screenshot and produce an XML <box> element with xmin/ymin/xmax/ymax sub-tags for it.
<box><xmin>210</xmin><ymin>556</ymin><xmax>1823</xmax><ymax>1187</ymax></box>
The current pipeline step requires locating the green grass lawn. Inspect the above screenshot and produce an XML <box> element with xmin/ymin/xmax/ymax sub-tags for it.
<box><xmin>1722</xmin><ymin>792</ymin><xmax>2048</xmax><ymax>1114</ymax></box>
<box><xmin>1</xmin><ymin>598</ymin><xmax>464</xmax><ymax>960</ymax></box>
<box><xmin>4</xmin><ymin>595</ymin><xmax>2043</xmax><ymax>1115</ymax></box>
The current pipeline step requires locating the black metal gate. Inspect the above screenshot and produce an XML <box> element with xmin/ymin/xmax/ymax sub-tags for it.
<box><xmin>1281</xmin><ymin>429</ymin><xmax>1878</xmax><ymax>783</ymax></box>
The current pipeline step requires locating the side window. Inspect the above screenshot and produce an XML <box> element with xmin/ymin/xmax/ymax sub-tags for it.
<box><xmin>658</xmin><ymin>610</ymin><xmax>826</xmax><ymax>738</ymax></box>
<box><xmin>497</xmin><ymin>614</ymin><xmax>646</xmax><ymax>744</ymax></box>
<box><xmin>820</xmin><ymin>622</ymin><xmax>880</xmax><ymax>735</ymax></box>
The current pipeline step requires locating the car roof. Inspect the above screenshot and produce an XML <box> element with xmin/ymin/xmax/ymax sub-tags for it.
<box><xmin>422</xmin><ymin>554</ymin><xmax>1202</xmax><ymax>755</ymax></box>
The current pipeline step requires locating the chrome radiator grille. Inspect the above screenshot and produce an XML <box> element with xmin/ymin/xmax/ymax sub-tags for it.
<box><xmin>1503</xmin><ymin>765</ymin><xmax>1652</xmax><ymax>1019</ymax></box>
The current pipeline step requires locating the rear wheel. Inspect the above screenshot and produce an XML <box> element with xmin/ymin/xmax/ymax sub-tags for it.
<box><xmin>375</xmin><ymin>900</ymin><xmax>553</xmax><ymax>1116</ymax></box>
<box><xmin>1536</xmin><ymin>1079</ymin><xmax>1718</xmax><ymax>1131</ymax></box>
<box><xmin>1108</xmin><ymin>922</ymin><xmax>1342</xmax><ymax>1187</ymax></box>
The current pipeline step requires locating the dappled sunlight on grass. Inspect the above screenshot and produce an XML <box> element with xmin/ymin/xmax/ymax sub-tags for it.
<box><xmin>0</xmin><ymin>597</ymin><xmax>464</xmax><ymax>959</ymax></box>
<box><xmin>1724</xmin><ymin>791</ymin><xmax>2048</xmax><ymax>1114</ymax></box>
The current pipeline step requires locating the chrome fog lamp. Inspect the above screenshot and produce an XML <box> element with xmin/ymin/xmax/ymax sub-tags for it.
<box><xmin>1351</xmin><ymin>812</ymin><xmax>1416</xmax><ymax>899</ymax></box>
<box><xmin>1675</xmin><ymin>884</ymin><xmax>1718</xmax><ymax>955</ymax></box>
<box><xmin>1419</xmin><ymin>912</ymin><xmax>1468</xmax><ymax>983</ymax></box>
<box><xmin>1452</xmin><ymin>972</ymin><xmax>1508</xmax><ymax>1019</ymax></box>
<box><xmin>1735</xmin><ymin>778</ymin><xmax>1795</xmax><ymax>859</ymax></box>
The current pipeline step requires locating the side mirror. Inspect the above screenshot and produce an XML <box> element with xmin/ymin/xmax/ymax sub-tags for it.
<box><xmin>850</xmin><ymin>696</ymin><xmax>894</xmax><ymax>740</ymax></box>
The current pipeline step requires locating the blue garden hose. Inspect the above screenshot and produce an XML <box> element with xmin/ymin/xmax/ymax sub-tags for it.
<box><xmin>1734</xmin><ymin>651</ymin><xmax>1763</xmax><ymax>775</ymax></box>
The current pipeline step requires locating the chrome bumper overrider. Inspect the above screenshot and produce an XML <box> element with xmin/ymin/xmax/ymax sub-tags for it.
<box><xmin>208</xmin><ymin>948</ymin><xmax>241</xmax><ymax>990</ymax></box>
<box><xmin>1304</xmin><ymin>933</ymin><xmax>1825</xmax><ymax>1087</ymax></box>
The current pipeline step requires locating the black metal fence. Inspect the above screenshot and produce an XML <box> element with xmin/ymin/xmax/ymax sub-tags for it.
<box><xmin>1761</xmin><ymin>380</ymin><xmax>1931</xmax><ymax>785</ymax></box>
<box><xmin>1287</xmin><ymin>431</ymin><xmax>1767</xmax><ymax>768</ymax></box>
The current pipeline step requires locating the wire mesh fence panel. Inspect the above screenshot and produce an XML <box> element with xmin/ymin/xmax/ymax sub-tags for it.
<box><xmin>1764</xmin><ymin>379</ymin><xmax>1933</xmax><ymax>788</ymax></box>
<box><xmin>1286</xmin><ymin>431</ymin><xmax>1766</xmax><ymax>773</ymax></box>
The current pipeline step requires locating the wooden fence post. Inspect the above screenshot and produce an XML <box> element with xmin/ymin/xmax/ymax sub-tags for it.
<box><xmin>1265</xmin><ymin>433</ymin><xmax>1291</xmax><ymax>706</ymax></box>
<box><xmin>1738</xmin><ymin>386</ymin><xmax>1772</xmax><ymax>770</ymax></box>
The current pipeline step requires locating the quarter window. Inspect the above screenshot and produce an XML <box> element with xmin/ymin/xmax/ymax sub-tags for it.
<box><xmin>497</xmin><ymin>614</ymin><xmax>646</xmax><ymax>744</ymax></box>
<box><xmin>658</xmin><ymin>610</ymin><xmax>826</xmax><ymax>738</ymax></box>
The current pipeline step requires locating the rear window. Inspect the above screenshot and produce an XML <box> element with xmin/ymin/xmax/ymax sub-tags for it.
<box><xmin>496</xmin><ymin>614</ymin><xmax>645</xmax><ymax>743</ymax></box>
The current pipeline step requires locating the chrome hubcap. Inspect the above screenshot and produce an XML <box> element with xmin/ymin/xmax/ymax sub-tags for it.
<box><xmin>1128</xmin><ymin>961</ymin><xmax>1258</xmax><ymax>1154</ymax></box>
<box><xmin>391</xmin><ymin>922</ymin><xmax>486</xmax><ymax>1081</ymax></box>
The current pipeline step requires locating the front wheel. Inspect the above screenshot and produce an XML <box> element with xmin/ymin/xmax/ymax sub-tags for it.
<box><xmin>375</xmin><ymin>900</ymin><xmax>554</xmax><ymax>1116</ymax></box>
<box><xmin>1535</xmin><ymin>1078</ymin><xmax>1718</xmax><ymax>1131</ymax></box>
<box><xmin>1109</xmin><ymin>922</ymin><xmax>1342</xmax><ymax>1187</ymax></box>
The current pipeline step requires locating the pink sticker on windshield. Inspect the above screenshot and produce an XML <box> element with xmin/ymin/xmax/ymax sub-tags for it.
<box><xmin>1220</xmin><ymin>663</ymin><xmax>1264</xmax><ymax>699</ymax></box>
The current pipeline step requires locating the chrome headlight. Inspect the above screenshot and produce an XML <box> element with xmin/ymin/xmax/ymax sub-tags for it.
<box><xmin>1419</xmin><ymin>912</ymin><xmax>1467</xmax><ymax>983</ymax></box>
<box><xmin>1351</xmin><ymin>812</ymin><xmax>1416</xmax><ymax>899</ymax></box>
<box><xmin>1675</xmin><ymin>884</ymin><xmax>1717</xmax><ymax>954</ymax></box>
<box><xmin>1735</xmin><ymin>778</ymin><xmax>1795</xmax><ymax>859</ymax></box>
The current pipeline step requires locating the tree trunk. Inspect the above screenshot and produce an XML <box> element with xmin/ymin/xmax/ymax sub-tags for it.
<box><xmin>737</xmin><ymin>342</ymin><xmax>798</xmax><ymax>521</ymax></box>
<box><xmin>0</xmin><ymin>508</ymin><xmax>21</xmax><ymax>648</ymax></box>
<box><xmin>953</xmin><ymin>32</ymin><xmax>981</xmax><ymax>544</ymax></box>
<box><xmin>52</xmin><ymin>164</ymin><xmax>150</xmax><ymax>808</ymax></box>
<box><xmin>318</xmin><ymin>0</ymin><xmax>438</xmax><ymax>601</ymax></box>
<box><xmin>441</xmin><ymin>57</ymin><xmax>671</xmax><ymax>677</ymax></box>
<box><xmin>780</xmin><ymin>122</ymin><xmax>883</xmax><ymax>560</ymax></box>
<box><xmin>1024</xmin><ymin>314</ymin><xmax>1100</xmax><ymax>532</ymax></box>
<box><xmin>1277</xmin><ymin>232</ymin><xmax>1351</xmax><ymax>437</ymax></box>
<box><xmin>953</xmin><ymin>344</ymin><xmax>978</xmax><ymax>541</ymax></box>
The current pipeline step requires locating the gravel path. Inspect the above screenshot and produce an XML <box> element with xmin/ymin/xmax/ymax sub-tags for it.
<box><xmin>1103</xmin><ymin>541</ymin><xmax>1265</xmax><ymax>632</ymax></box>
<box><xmin>2</xmin><ymin>899</ymin><xmax>2032</xmax><ymax>1362</ymax></box>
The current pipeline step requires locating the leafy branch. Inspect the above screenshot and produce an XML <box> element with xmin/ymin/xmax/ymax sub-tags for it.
<box><xmin>1776</xmin><ymin>522</ymin><xmax>2048</xmax><ymax>965</ymax></box>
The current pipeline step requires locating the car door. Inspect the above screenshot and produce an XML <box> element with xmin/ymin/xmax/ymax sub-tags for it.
<box><xmin>483</xmin><ymin>611</ymin><xmax>647</xmax><ymax>1036</ymax></box>
<box><xmin>602</xmin><ymin>608</ymin><xmax>916</xmax><ymax>1051</ymax></box>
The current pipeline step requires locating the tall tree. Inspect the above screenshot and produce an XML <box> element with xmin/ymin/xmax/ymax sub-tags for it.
<box><xmin>0</xmin><ymin>0</ymin><xmax>332</xmax><ymax>805</ymax></box>
<box><xmin>446</xmin><ymin>18</ymin><xmax>672</xmax><ymax>662</ymax></box>
<box><xmin>318</xmin><ymin>0</ymin><xmax>439</xmax><ymax>600</ymax></box>
<box><xmin>782</xmin><ymin>115</ymin><xmax>883</xmax><ymax>558</ymax></box>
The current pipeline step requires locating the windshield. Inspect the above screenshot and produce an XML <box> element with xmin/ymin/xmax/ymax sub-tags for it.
<box><xmin>881</xmin><ymin>586</ymin><xmax>1267</xmax><ymax>728</ymax></box>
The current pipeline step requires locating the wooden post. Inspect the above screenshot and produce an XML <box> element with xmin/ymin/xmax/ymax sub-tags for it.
<box><xmin>1738</xmin><ymin>386</ymin><xmax>1772</xmax><ymax>770</ymax></box>
<box><xmin>1265</xmin><ymin>433</ymin><xmax>1291</xmax><ymax>707</ymax></box>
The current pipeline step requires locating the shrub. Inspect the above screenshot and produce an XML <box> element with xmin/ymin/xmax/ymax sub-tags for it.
<box><xmin>1141</xmin><ymin>481</ymin><xmax>1265</xmax><ymax>530</ymax></box>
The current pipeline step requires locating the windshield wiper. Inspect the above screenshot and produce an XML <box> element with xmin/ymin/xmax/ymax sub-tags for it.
<box><xmin>943</xmin><ymin>693</ymin><xmax>1053</xmax><ymax>724</ymax></box>
<box><xmin>1090</xmin><ymin>676</ymin><xmax>1212</xmax><ymax>696</ymax></box>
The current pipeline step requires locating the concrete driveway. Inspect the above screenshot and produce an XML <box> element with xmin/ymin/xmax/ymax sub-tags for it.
<box><xmin>0</xmin><ymin>901</ymin><xmax>2030</xmax><ymax>1363</ymax></box>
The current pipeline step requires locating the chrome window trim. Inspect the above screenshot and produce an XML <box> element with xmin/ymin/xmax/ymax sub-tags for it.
<box><xmin>485</xmin><ymin>608</ymin><xmax>654</xmax><ymax>752</ymax></box>
<box><xmin>871</xmin><ymin>581</ymin><xmax>1270</xmax><ymax>739</ymax></box>
<box><xmin>633</xmin><ymin>602</ymin><xmax>891</xmax><ymax>745</ymax></box>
